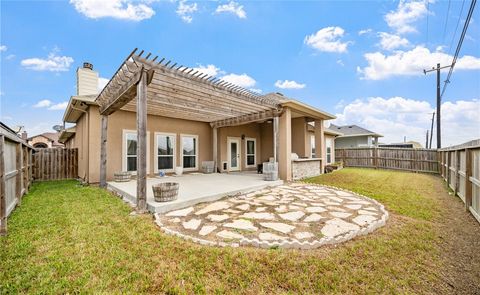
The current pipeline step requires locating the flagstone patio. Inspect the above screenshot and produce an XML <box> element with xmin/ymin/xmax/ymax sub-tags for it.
<box><xmin>154</xmin><ymin>183</ymin><xmax>389</xmax><ymax>250</ymax></box>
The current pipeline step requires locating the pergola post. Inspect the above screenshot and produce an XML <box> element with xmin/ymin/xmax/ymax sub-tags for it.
<box><xmin>99</xmin><ymin>115</ymin><xmax>108</xmax><ymax>188</ymax></box>
<box><xmin>314</xmin><ymin>119</ymin><xmax>325</xmax><ymax>174</ymax></box>
<box><xmin>136</xmin><ymin>70</ymin><xmax>148</xmax><ymax>212</ymax></box>
<box><xmin>278</xmin><ymin>108</ymin><xmax>292</xmax><ymax>181</ymax></box>
<box><xmin>273</xmin><ymin>116</ymin><xmax>279</xmax><ymax>163</ymax></box>
<box><xmin>212</xmin><ymin>127</ymin><xmax>218</xmax><ymax>173</ymax></box>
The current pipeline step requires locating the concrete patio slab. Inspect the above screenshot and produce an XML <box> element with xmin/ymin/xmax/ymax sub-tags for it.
<box><xmin>107</xmin><ymin>172</ymin><xmax>283</xmax><ymax>213</ymax></box>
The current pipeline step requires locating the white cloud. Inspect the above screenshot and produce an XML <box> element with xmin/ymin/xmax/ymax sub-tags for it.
<box><xmin>32</xmin><ymin>99</ymin><xmax>68</xmax><ymax>111</ymax></box>
<box><xmin>0</xmin><ymin>45</ymin><xmax>7</xmax><ymax>52</ymax></box>
<box><xmin>304</xmin><ymin>26</ymin><xmax>351</xmax><ymax>53</ymax></box>
<box><xmin>274</xmin><ymin>80</ymin><xmax>306</xmax><ymax>89</ymax></box>
<box><xmin>21</xmin><ymin>51</ymin><xmax>74</xmax><ymax>72</ymax></box>
<box><xmin>337</xmin><ymin>59</ymin><xmax>345</xmax><ymax>66</ymax></box>
<box><xmin>378</xmin><ymin>32</ymin><xmax>410</xmax><ymax>50</ymax></box>
<box><xmin>98</xmin><ymin>77</ymin><xmax>109</xmax><ymax>92</ymax></box>
<box><xmin>48</xmin><ymin>102</ymin><xmax>68</xmax><ymax>111</ymax></box>
<box><xmin>193</xmin><ymin>64</ymin><xmax>221</xmax><ymax>77</ymax></box>
<box><xmin>176</xmin><ymin>0</ymin><xmax>198</xmax><ymax>23</ymax></box>
<box><xmin>33</xmin><ymin>99</ymin><xmax>52</xmax><ymax>108</ymax></box>
<box><xmin>334</xmin><ymin>96</ymin><xmax>480</xmax><ymax>146</ymax></box>
<box><xmin>221</xmin><ymin>73</ymin><xmax>256</xmax><ymax>88</ymax></box>
<box><xmin>6</xmin><ymin>54</ymin><xmax>15</xmax><ymax>60</ymax></box>
<box><xmin>358</xmin><ymin>28</ymin><xmax>372</xmax><ymax>35</ymax></box>
<box><xmin>385</xmin><ymin>0</ymin><xmax>429</xmax><ymax>34</ymax></box>
<box><xmin>70</xmin><ymin>0</ymin><xmax>155</xmax><ymax>21</ymax></box>
<box><xmin>358</xmin><ymin>46</ymin><xmax>480</xmax><ymax>80</ymax></box>
<box><xmin>215</xmin><ymin>1</ymin><xmax>246</xmax><ymax>19</ymax></box>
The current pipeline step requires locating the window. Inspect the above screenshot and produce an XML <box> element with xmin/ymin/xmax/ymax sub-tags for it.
<box><xmin>181</xmin><ymin>135</ymin><xmax>198</xmax><ymax>170</ymax></box>
<box><xmin>326</xmin><ymin>138</ymin><xmax>332</xmax><ymax>164</ymax></box>
<box><xmin>245</xmin><ymin>138</ymin><xmax>256</xmax><ymax>167</ymax></box>
<box><xmin>122</xmin><ymin>130</ymin><xmax>150</xmax><ymax>174</ymax></box>
<box><xmin>126</xmin><ymin>133</ymin><xmax>137</xmax><ymax>172</ymax></box>
<box><xmin>311</xmin><ymin>135</ymin><xmax>316</xmax><ymax>158</ymax></box>
<box><xmin>155</xmin><ymin>133</ymin><xmax>176</xmax><ymax>172</ymax></box>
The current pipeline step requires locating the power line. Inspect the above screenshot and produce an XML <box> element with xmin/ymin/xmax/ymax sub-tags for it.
<box><xmin>448</xmin><ymin>0</ymin><xmax>466</xmax><ymax>55</ymax></box>
<box><xmin>442</xmin><ymin>0</ymin><xmax>452</xmax><ymax>43</ymax></box>
<box><xmin>441</xmin><ymin>0</ymin><xmax>477</xmax><ymax>99</ymax></box>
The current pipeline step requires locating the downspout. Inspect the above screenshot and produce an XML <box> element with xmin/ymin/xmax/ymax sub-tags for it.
<box><xmin>71</xmin><ymin>104</ymin><xmax>89</xmax><ymax>182</ymax></box>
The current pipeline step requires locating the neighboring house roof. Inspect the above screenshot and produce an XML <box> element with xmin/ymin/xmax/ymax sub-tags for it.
<box><xmin>327</xmin><ymin>124</ymin><xmax>383</xmax><ymax>138</ymax></box>
<box><xmin>306</xmin><ymin>122</ymin><xmax>343</xmax><ymax>136</ymax></box>
<box><xmin>380</xmin><ymin>141</ymin><xmax>423</xmax><ymax>149</ymax></box>
<box><xmin>58</xmin><ymin>126</ymin><xmax>76</xmax><ymax>144</ymax></box>
<box><xmin>28</xmin><ymin>132</ymin><xmax>64</xmax><ymax>147</ymax></box>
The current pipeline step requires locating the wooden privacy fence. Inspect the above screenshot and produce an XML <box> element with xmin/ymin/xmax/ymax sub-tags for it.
<box><xmin>33</xmin><ymin>148</ymin><xmax>78</xmax><ymax>181</ymax></box>
<box><xmin>439</xmin><ymin>140</ymin><xmax>480</xmax><ymax>223</ymax></box>
<box><xmin>0</xmin><ymin>134</ymin><xmax>34</xmax><ymax>235</ymax></box>
<box><xmin>335</xmin><ymin>147</ymin><xmax>439</xmax><ymax>173</ymax></box>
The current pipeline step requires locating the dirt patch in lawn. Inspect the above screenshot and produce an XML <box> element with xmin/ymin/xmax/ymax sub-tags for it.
<box><xmin>433</xmin><ymin>182</ymin><xmax>480</xmax><ymax>294</ymax></box>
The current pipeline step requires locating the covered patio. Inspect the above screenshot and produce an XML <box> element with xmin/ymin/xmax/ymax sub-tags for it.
<box><xmin>96</xmin><ymin>48</ymin><xmax>332</xmax><ymax>211</ymax></box>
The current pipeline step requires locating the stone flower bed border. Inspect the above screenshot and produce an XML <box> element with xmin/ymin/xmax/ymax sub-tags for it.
<box><xmin>153</xmin><ymin>183</ymin><xmax>389</xmax><ymax>250</ymax></box>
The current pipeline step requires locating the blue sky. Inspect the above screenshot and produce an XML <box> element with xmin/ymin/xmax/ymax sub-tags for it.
<box><xmin>1</xmin><ymin>0</ymin><xmax>479</xmax><ymax>146</ymax></box>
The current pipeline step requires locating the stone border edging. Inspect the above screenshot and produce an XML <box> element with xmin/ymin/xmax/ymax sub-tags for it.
<box><xmin>153</xmin><ymin>183</ymin><xmax>389</xmax><ymax>250</ymax></box>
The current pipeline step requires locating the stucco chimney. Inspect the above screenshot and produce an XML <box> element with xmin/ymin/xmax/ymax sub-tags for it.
<box><xmin>21</xmin><ymin>131</ymin><xmax>27</xmax><ymax>140</ymax></box>
<box><xmin>77</xmin><ymin>62</ymin><xmax>99</xmax><ymax>95</ymax></box>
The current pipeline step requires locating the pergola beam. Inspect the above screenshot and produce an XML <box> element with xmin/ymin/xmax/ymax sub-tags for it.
<box><xmin>210</xmin><ymin>109</ymin><xmax>283</xmax><ymax>128</ymax></box>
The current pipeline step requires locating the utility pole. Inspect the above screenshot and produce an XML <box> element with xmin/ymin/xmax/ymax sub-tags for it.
<box><xmin>425</xmin><ymin>130</ymin><xmax>429</xmax><ymax>149</ymax></box>
<box><xmin>429</xmin><ymin>112</ymin><xmax>435</xmax><ymax>149</ymax></box>
<box><xmin>423</xmin><ymin>63</ymin><xmax>452</xmax><ymax>149</ymax></box>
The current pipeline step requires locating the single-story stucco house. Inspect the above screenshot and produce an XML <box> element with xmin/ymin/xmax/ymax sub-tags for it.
<box><xmin>327</xmin><ymin>124</ymin><xmax>382</xmax><ymax>148</ymax></box>
<box><xmin>27</xmin><ymin>132</ymin><xmax>64</xmax><ymax>149</ymax></box>
<box><xmin>59</xmin><ymin>50</ymin><xmax>338</xmax><ymax>203</ymax></box>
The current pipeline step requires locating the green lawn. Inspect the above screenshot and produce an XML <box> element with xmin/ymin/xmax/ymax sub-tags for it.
<box><xmin>0</xmin><ymin>168</ymin><xmax>462</xmax><ymax>293</ymax></box>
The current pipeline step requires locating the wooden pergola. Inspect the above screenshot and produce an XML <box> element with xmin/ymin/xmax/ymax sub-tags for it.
<box><xmin>96</xmin><ymin>49</ymin><xmax>283</xmax><ymax>211</ymax></box>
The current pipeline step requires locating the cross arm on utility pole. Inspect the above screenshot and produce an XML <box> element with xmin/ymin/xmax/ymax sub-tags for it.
<box><xmin>422</xmin><ymin>63</ymin><xmax>453</xmax><ymax>149</ymax></box>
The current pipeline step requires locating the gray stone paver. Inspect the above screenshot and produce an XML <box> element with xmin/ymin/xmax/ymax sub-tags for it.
<box><xmin>157</xmin><ymin>183</ymin><xmax>389</xmax><ymax>250</ymax></box>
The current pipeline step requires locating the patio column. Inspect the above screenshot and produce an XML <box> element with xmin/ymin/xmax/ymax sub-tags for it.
<box><xmin>212</xmin><ymin>127</ymin><xmax>218</xmax><ymax>173</ymax></box>
<box><xmin>136</xmin><ymin>70</ymin><xmax>148</xmax><ymax>212</ymax></box>
<box><xmin>278</xmin><ymin>108</ymin><xmax>292</xmax><ymax>181</ymax></box>
<box><xmin>99</xmin><ymin>115</ymin><xmax>108</xmax><ymax>188</ymax></box>
<box><xmin>314</xmin><ymin>119</ymin><xmax>325</xmax><ymax>174</ymax></box>
<box><xmin>273</xmin><ymin>116</ymin><xmax>279</xmax><ymax>163</ymax></box>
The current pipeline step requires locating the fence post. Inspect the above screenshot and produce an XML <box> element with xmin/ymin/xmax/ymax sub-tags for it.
<box><xmin>465</xmin><ymin>148</ymin><xmax>473</xmax><ymax>212</ymax></box>
<box><xmin>0</xmin><ymin>135</ymin><xmax>6</xmax><ymax>236</ymax></box>
<box><xmin>454</xmin><ymin>150</ymin><xmax>461</xmax><ymax>196</ymax></box>
<box><xmin>446</xmin><ymin>151</ymin><xmax>451</xmax><ymax>187</ymax></box>
<box><xmin>373</xmin><ymin>147</ymin><xmax>378</xmax><ymax>169</ymax></box>
<box><xmin>15</xmin><ymin>143</ymin><xmax>22</xmax><ymax>204</ymax></box>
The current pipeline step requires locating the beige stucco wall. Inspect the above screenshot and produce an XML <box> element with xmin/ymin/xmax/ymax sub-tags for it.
<box><xmin>306</xmin><ymin>130</ymin><xmax>336</xmax><ymax>164</ymax></box>
<box><xmin>69</xmin><ymin>104</ymin><xmax>333</xmax><ymax>183</ymax></box>
<box><xmin>259</xmin><ymin>122</ymin><xmax>274</xmax><ymax>163</ymax></box>
<box><xmin>86</xmin><ymin>106</ymin><xmax>213</xmax><ymax>183</ymax></box>
<box><xmin>291</xmin><ymin>117</ymin><xmax>309</xmax><ymax>158</ymax></box>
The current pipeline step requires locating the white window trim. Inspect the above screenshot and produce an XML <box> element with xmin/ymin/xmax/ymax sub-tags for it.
<box><xmin>227</xmin><ymin>136</ymin><xmax>241</xmax><ymax>172</ymax></box>
<box><xmin>154</xmin><ymin>132</ymin><xmax>176</xmax><ymax>173</ymax></box>
<box><xmin>326</xmin><ymin>138</ymin><xmax>333</xmax><ymax>164</ymax></box>
<box><xmin>244</xmin><ymin>137</ymin><xmax>256</xmax><ymax>168</ymax></box>
<box><xmin>310</xmin><ymin>135</ymin><xmax>316</xmax><ymax>158</ymax></box>
<box><xmin>180</xmin><ymin>134</ymin><xmax>199</xmax><ymax>172</ymax></box>
<box><xmin>122</xmin><ymin>129</ymin><xmax>150</xmax><ymax>175</ymax></box>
